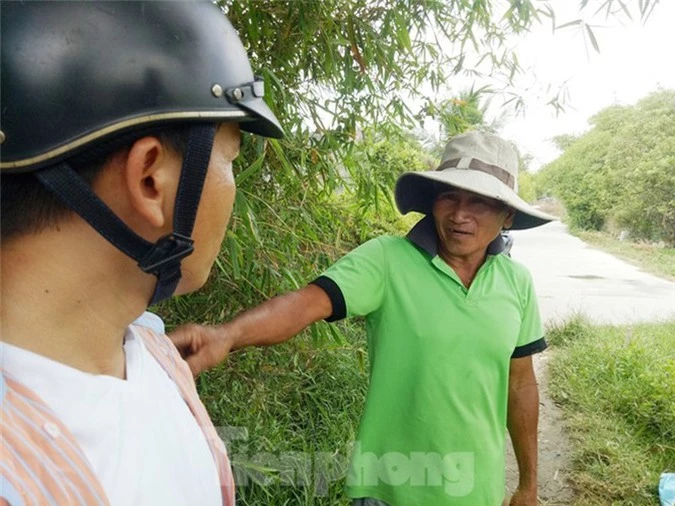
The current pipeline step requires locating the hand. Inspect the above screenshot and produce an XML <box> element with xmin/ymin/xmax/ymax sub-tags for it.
<box><xmin>508</xmin><ymin>486</ymin><xmax>538</xmax><ymax>506</ymax></box>
<box><xmin>168</xmin><ymin>323</ymin><xmax>236</xmax><ymax>376</ymax></box>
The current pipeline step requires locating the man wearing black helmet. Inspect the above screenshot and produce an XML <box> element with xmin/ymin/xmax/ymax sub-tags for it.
<box><xmin>0</xmin><ymin>2</ymin><xmax>282</xmax><ymax>505</ymax></box>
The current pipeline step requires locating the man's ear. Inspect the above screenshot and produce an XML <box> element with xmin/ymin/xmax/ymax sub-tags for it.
<box><xmin>123</xmin><ymin>137</ymin><xmax>181</xmax><ymax>231</ymax></box>
<box><xmin>503</xmin><ymin>208</ymin><xmax>516</xmax><ymax>229</ymax></box>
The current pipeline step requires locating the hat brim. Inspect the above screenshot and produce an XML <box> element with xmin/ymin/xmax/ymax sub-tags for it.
<box><xmin>395</xmin><ymin>169</ymin><xmax>557</xmax><ymax>230</ymax></box>
<box><xmin>237</xmin><ymin>98</ymin><xmax>284</xmax><ymax>139</ymax></box>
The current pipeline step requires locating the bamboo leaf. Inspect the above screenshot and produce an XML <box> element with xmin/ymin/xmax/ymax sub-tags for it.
<box><xmin>235</xmin><ymin>152</ymin><xmax>266</xmax><ymax>185</ymax></box>
<box><xmin>556</xmin><ymin>18</ymin><xmax>583</xmax><ymax>30</ymax></box>
<box><xmin>585</xmin><ymin>23</ymin><xmax>601</xmax><ymax>53</ymax></box>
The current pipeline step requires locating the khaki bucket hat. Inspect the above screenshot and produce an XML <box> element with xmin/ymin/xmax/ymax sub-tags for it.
<box><xmin>395</xmin><ymin>131</ymin><xmax>556</xmax><ymax>230</ymax></box>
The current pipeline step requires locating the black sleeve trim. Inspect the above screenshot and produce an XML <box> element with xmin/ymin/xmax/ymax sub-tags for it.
<box><xmin>511</xmin><ymin>337</ymin><xmax>548</xmax><ymax>359</ymax></box>
<box><xmin>310</xmin><ymin>276</ymin><xmax>346</xmax><ymax>322</ymax></box>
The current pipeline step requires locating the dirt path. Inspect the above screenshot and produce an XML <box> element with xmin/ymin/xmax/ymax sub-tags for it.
<box><xmin>503</xmin><ymin>222</ymin><xmax>675</xmax><ymax>503</ymax></box>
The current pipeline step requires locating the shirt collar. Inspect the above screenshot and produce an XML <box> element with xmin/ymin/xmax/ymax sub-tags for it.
<box><xmin>405</xmin><ymin>215</ymin><xmax>506</xmax><ymax>256</ymax></box>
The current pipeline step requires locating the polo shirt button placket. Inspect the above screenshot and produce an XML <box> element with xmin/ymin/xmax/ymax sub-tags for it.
<box><xmin>464</xmin><ymin>293</ymin><xmax>478</xmax><ymax>307</ymax></box>
<box><xmin>464</xmin><ymin>283</ymin><xmax>478</xmax><ymax>306</ymax></box>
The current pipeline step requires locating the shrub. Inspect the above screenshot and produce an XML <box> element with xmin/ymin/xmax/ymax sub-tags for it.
<box><xmin>549</xmin><ymin>320</ymin><xmax>675</xmax><ymax>504</ymax></box>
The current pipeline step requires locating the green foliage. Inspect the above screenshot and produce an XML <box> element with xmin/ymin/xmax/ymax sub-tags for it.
<box><xmin>423</xmin><ymin>87</ymin><xmax>495</xmax><ymax>155</ymax></box>
<box><xmin>548</xmin><ymin>319</ymin><xmax>675</xmax><ymax>504</ymax></box>
<box><xmin>517</xmin><ymin>154</ymin><xmax>538</xmax><ymax>203</ymax></box>
<box><xmin>516</xmin><ymin>170</ymin><xmax>537</xmax><ymax>203</ymax></box>
<box><xmin>536</xmin><ymin>89</ymin><xmax>675</xmax><ymax>243</ymax></box>
<box><xmin>348</xmin><ymin>128</ymin><xmax>433</xmax><ymax>226</ymax></box>
<box><xmin>544</xmin><ymin>313</ymin><xmax>591</xmax><ymax>347</ymax></box>
<box><xmin>197</xmin><ymin>326</ymin><xmax>368</xmax><ymax>505</ymax></box>
<box><xmin>613</xmin><ymin>93</ymin><xmax>675</xmax><ymax>244</ymax></box>
<box><xmin>225</xmin><ymin>0</ymin><xmax>543</xmax><ymax>166</ymax></box>
<box><xmin>537</xmin><ymin>126</ymin><xmax>618</xmax><ymax>230</ymax></box>
<box><xmin>552</xmin><ymin>133</ymin><xmax>580</xmax><ymax>151</ymax></box>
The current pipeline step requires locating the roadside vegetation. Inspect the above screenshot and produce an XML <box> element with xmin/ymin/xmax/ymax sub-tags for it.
<box><xmin>197</xmin><ymin>322</ymin><xmax>369</xmax><ymax>505</ymax></box>
<box><xmin>547</xmin><ymin>316</ymin><xmax>675</xmax><ymax>505</ymax></box>
<box><xmin>536</xmin><ymin>90</ymin><xmax>675</xmax><ymax>247</ymax></box>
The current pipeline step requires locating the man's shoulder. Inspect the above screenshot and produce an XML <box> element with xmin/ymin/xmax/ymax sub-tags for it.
<box><xmin>357</xmin><ymin>234</ymin><xmax>405</xmax><ymax>246</ymax></box>
<box><xmin>341</xmin><ymin>235</ymin><xmax>413</xmax><ymax>261</ymax></box>
<box><xmin>370</xmin><ymin>234</ymin><xmax>420</xmax><ymax>253</ymax></box>
<box><xmin>492</xmin><ymin>254</ymin><xmax>534</xmax><ymax>285</ymax></box>
<box><xmin>131</xmin><ymin>311</ymin><xmax>166</xmax><ymax>334</ymax></box>
<box><xmin>128</xmin><ymin>313</ymin><xmax>192</xmax><ymax>385</ymax></box>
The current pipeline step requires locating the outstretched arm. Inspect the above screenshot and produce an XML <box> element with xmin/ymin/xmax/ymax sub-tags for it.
<box><xmin>507</xmin><ymin>355</ymin><xmax>539</xmax><ymax>506</ymax></box>
<box><xmin>169</xmin><ymin>284</ymin><xmax>333</xmax><ymax>375</ymax></box>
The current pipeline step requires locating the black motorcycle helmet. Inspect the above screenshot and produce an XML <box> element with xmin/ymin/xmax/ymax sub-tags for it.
<box><xmin>0</xmin><ymin>0</ymin><xmax>283</xmax><ymax>304</ymax></box>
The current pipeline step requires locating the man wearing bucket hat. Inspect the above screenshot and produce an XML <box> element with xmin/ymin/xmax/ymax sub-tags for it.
<box><xmin>0</xmin><ymin>1</ymin><xmax>282</xmax><ymax>505</ymax></box>
<box><xmin>170</xmin><ymin>131</ymin><xmax>555</xmax><ymax>505</ymax></box>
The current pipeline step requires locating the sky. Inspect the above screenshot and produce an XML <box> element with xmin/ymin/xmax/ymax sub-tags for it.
<box><xmin>490</xmin><ymin>0</ymin><xmax>675</xmax><ymax>171</ymax></box>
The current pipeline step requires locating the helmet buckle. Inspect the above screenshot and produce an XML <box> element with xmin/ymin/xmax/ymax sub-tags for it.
<box><xmin>138</xmin><ymin>233</ymin><xmax>195</xmax><ymax>276</ymax></box>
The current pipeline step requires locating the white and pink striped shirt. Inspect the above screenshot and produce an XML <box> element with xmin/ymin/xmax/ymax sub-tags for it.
<box><xmin>0</xmin><ymin>324</ymin><xmax>235</xmax><ymax>506</ymax></box>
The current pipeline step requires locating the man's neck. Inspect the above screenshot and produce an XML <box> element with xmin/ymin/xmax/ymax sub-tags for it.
<box><xmin>439</xmin><ymin>250</ymin><xmax>487</xmax><ymax>288</ymax></box>
<box><xmin>0</xmin><ymin>226</ymin><xmax>153</xmax><ymax>378</ymax></box>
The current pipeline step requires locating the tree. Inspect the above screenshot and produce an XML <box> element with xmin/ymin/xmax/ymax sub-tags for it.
<box><xmin>420</xmin><ymin>86</ymin><xmax>499</xmax><ymax>157</ymax></box>
<box><xmin>517</xmin><ymin>154</ymin><xmax>538</xmax><ymax>203</ymax></box>
<box><xmin>536</xmin><ymin>89</ymin><xmax>675</xmax><ymax>244</ymax></box>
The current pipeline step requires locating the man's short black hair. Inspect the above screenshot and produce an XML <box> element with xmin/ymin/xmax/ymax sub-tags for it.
<box><xmin>1</xmin><ymin>126</ymin><xmax>192</xmax><ymax>245</ymax></box>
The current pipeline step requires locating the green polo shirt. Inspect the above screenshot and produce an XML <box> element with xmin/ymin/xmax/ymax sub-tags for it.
<box><xmin>312</xmin><ymin>217</ymin><xmax>546</xmax><ymax>505</ymax></box>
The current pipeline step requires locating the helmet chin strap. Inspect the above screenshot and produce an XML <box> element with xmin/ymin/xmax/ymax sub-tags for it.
<box><xmin>36</xmin><ymin>124</ymin><xmax>217</xmax><ymax>306</ymax></box>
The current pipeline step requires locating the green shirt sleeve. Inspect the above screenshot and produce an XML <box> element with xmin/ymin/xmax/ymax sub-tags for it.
<box><xmin>315</xmin><ymin>237</ymin><xmax>387</xmax><ymax>320</ymax></box>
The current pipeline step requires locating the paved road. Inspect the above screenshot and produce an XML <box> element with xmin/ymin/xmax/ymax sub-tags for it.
<box><xmin>504</xmin><ymin>221</ymin><xmax>675</xmax><ymax>504</ymax></box>
<box><xmin>511</xmin><ymin>221</ymin><xmax>675</xmax><ymax>325</ymax></box>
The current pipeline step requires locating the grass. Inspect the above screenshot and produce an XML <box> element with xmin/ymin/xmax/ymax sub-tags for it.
<box><xmin>195</xmin><ymin>320</ymin><xmax>369</xmax><ymax>505</ymax></box>
<box><xmin>573</xmin><ymin>230</ymin><xmax>675</xmax><ymax>280</ymax></box>
<box><xmin>547</xmin><ymin>316</ymin><xmax>675</xmax><ymax>505</ymax></box>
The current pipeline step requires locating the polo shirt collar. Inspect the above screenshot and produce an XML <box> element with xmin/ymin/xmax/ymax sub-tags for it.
<box><xmin>405</xmin><ymin>215</ymin><xmax>506</xmax><ymax>256</ymax></box>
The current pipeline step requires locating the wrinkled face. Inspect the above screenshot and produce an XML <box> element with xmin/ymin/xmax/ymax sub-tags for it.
<box><xmin>432</xmin><ymin>187</ymin><xmax>514</xmax><ymax>262</ymax></box>
<box><xmin>177</xmin><ymin>123</ymin><xmax>241</xmax><ymax>293</ymax></box>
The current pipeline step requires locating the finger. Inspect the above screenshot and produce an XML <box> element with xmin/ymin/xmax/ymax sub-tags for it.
<box><xmin>185</xmin><ymin>351</ymin><xmax>211</xmax><ymax>377</ymax></box>
<box><xmin>185</xmin><ymin>339</ymin><xmax>232</xmax><ymax>376</ymax></box>
<box><xmin>168</xmin><ymin>325</ymin><xmax>198</xmax><ymax>353</ymax></box>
